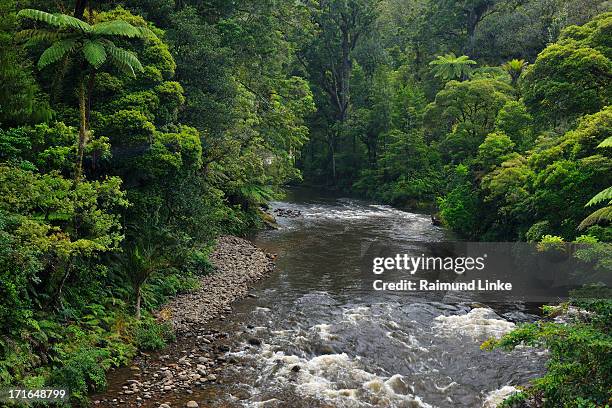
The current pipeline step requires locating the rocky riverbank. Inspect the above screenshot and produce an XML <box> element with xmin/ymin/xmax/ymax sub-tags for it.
<box><xmin>92</xmin><ymin>236</ymin><xmax>275</xmax><ymax>408</ymax></box>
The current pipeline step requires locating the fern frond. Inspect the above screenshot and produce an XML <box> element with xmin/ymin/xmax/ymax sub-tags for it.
<box><xmin>586</xmin><ymin>186</ymin><xmax>612</xmax><ymax>207</ymax></box>
<box><xmin>15</xmin><ymin>29</ymin><xmax>67</xmax><ymax>43</ymax></box>
<box><xmin>17</xmin><ymin>9</ymin><xmax>60</xmax><ymax>26</ymax></box>
<box><xmin>37</xmin><ymin>38</ymin><xmax>78</xmax><ymax>69</ymax></box>
<box><xmin>598</xmin><ymin>136</ymin><xmax>612</xmax><ymax>148</ymax></box>
<box><xmin>104</xmin><ymin>41</ymin><xmax>143</xmax><ymax>77</ymax></box>
<box><xmin>55</xmin><ymin>14</ymin><xmax>92</xmax><ymax>32</ymax></box>
<box><xmin>83</xmin><ymin>39</ymin><xmax>107</xmax><ymax>69</ymax></box>
<box><xmin>93</xmin><ymin>20</ymin><xmax>144</xmax><ymax>38</ymax></box>
<box><xmin>578</xmin><ymin>206</ymin><xmax>612</xmax><ymax>230</ymax></box>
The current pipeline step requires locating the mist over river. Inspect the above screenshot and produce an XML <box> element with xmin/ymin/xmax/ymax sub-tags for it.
<box><xmin>201</xmin><ymin>189</ymin><xmax>546</xmax><ymax>407</ymax></box>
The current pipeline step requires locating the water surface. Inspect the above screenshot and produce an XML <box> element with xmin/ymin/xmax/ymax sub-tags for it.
<box><xmin>210</xmin><ymin>189</ymin><xmax>545</xmax><ymax>407</ymax></box>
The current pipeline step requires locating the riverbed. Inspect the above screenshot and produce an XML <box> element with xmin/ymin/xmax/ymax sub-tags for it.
<box><xmin>97</xmin><ymin>189</ymin><xmax>546</xmax><ymax>407</ymax></box>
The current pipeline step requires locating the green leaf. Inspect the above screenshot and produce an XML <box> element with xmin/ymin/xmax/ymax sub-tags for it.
<box><xmin>15</xmin><ymin>29</ymin><xmax>67</xmax><ymax>43</ymax></box>
<box><xmin>55</xmin><ymin>14</ymin><xmax>92</xmax><ymax>32</ymax></box>
<box><xmin>105</xmin><ymin>42</ymin><xmax>144</xmax><ymax>77</ymax></box>
<box><xmin>598</xmin><ymin>136</ymin><xmax>612</xmax><ymax>148</ymax></box>
<box><xmin>17</xmin><ymin>9</ymin><xmax>91</xmax><ymax>32</ymax></box>
<box><xmin>579</xmin><ymin>206</ymin><xmax>612</xmax><ymax>230</ymax></box>
<box><xmin>585</xmin><ymin>186</ymin><xmax>612</xmax><ymax>207</ymax></box>
<box><xmin>17</xmin><ymin>9</ymin><xmax>60</xmax><ymax>26</ymax></box>
<box><xmin>83</xmin><ymin>40</ymin><xmax>107</xmax><ymax>69</ymax></box>
<box><xmin>92</xmin><ymin>21</ymin><xmax>151</xmax><ymax>39</ymax></box>
<box><xmin>37</xmin><ymin>38</ymin><xmax>78</xmax><ymax>70</ymax></box>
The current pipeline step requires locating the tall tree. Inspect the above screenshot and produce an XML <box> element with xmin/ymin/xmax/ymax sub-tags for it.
<box><xmin>302</xmin><ymin>0</ymin><xmax>379</xmax><ymax>182</ymax></box>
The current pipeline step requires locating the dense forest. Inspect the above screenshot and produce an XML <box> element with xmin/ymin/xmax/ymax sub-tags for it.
<box><xmin>0</xmin><ymin>0</ymin><xmax>610</xmax><ymax>406</ymax></box>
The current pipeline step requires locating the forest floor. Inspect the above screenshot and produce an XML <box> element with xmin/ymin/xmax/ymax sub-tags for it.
<box><xmin>92</xmin><ymin>236</ymin><xmax>275</xmax><ymax>407</ymax></box>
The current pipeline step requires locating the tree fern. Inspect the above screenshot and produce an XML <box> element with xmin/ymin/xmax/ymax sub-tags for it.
<box><xmin>429</xmin><ymin>53</ymin><xmax>477</xmax><ymax>81</ymax></box>
<box><xmin>502</xmin><ymin>59</ymin><xmax>527</xmax><ymax>84</ymax></box>
<box><xmin>17</xmin><ymin>8</ymin><xmax>153</xmax><ymax>179</ymax></box>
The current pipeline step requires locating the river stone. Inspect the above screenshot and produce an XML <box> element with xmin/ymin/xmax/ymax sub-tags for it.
<box><xmin>247</xmin><ymin>337</ymin><xmax>262</xmax><ymax>346</ymax></box>
<box><xmin>186</xmin><ymin>402</ymin><xmax>198</xmax><ymax>408</ymax></box>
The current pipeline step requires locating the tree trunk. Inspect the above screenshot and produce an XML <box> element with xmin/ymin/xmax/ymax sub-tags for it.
<box><xmin>74</xmin><ymin>0</ymin><xmax>88</xmax><ymax>19</ymax></box>
<box><xmin>76</xmin><ymin>80</ymin><xmax>88</xmax><ymax>180</ymax></box>
<box><xmin>135</xmin><ymin>285</ymin><xmax>142</xmax><ymax>320</ymax></box>
<box><xmin>328</xmin><ymin>138</ymin><xmax>337</xmax><ymax>183</ymax></box>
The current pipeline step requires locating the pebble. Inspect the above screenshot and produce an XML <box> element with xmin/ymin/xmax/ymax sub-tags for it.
<box><xmin>95</xmin><ymin>236</ymin><xmax>274</xmax><ymax>405</ymax></box>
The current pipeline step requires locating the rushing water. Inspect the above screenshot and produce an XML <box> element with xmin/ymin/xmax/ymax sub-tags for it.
<box><xmin>206</xmin><ymin>189</ymin><xmax>546</xmax><ymax>408</ymax></box>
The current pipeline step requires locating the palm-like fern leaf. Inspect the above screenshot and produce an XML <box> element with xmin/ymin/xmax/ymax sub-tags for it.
<box><xmin>92</xmin><ymin>20</ymin><xmax>151</xmax><ymax>38</ymax></box>
<box><xmin>578</xmin><ymin>206</ymin><xmax>612</xmax><ymax>230</ymax></box>
<box><xmin>17</xmin><ymin>9</ymin><xmax>61</xmax><ymax>26</ymax></box>
<box><xmin>104</xmin><ymin>41</ymin><xmax>144</xmax><ymax>77</ymax></box>
<box><xmin>598</xmin><ymin>136</ymin><xmax>612</xmax><ymax>148</ymax></box>
<box><xmin>18</xmin><ymin>9</ymin><xmax>92</xmax><ymax>32</ymax></box>
<box><xmin>55</xmin><ymin>14</ymin><xmax>92</xmax><ymax>32</ymax></box>
<box><xmin>83</xmin><ymin>39</ymin><xmax>107</xmax><ymax>69</ymax></box>
<box><xmin>38</xmin><ymin>38</ymin><xmax>78</xmax><ymax>69</ymax></box>
<box><xmin>585</xmin><ymin>186</ymin><xmax>612</xmax><ymax>207</ymax></box>
<box><xmin>15</xmin><ymin>28</ymin><xmax>68</xmax><ymax>43</ymax></box>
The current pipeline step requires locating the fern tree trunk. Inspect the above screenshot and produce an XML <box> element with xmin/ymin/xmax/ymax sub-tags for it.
<box><xmin>76</xmin><ymin>79</ymin><xmax>88</xmax><ymax>180</ymax></box>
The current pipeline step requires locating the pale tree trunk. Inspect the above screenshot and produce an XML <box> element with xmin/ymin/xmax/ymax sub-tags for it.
<box><xmin>76</xmin><ymin>80</ymin><xmax>88</xmax><ymax>180</ymax></box>
<box><xmin>135</xmin><ymin>285</ymin><xmax>142</xmax><ymax>320</ymax></box>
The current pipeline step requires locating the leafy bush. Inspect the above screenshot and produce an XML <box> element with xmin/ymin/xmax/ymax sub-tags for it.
<box><xmin>133</xmin><ymin>317</ymin><xmax>175</xmax><ymax>351</ymax></box>
<box><xmin>485</xmin><ymin>297</ymin><xmax>612</xmax><ymax>407</ymax></box>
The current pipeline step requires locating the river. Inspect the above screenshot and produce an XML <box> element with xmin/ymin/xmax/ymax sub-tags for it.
<box><xmin>98</xmin><ymin>189</ymin><xmax>546</xmax><ymax>407</ymax></box>
<box><xmin>201</xmin><ymin>189</ymin><xmax>546</xmax><ymax>407</ymax></box>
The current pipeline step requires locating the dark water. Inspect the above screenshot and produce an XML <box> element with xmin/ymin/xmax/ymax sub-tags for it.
<box><xmin>207</xmin><ymin>190</ymin><xmax>546</xmax><ymax>407</ymax></box>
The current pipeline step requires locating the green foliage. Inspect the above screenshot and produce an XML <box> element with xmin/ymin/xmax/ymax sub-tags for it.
<box><xmin>522</xmin><ymin>13</ymin><xmax>612</xmax><ymax>126</ymax></box>
<box><xmin>487</xmin><ymin>301</ymin><xmax>612</xmax><ymax>407</ymax></box>
<box><xmin>429</xmin><ymin>53</ymin><xmax>477</xmax><ymax>81</ymax></box>
<box><xmin>133</xmin><ymin>317</ymin><xmax>174</xmax><ymax>351</ymax></box>
<box><xmin>501</xmin><ymin>59</ymin><xmax>527</xmax><ymax>85</ymax></box>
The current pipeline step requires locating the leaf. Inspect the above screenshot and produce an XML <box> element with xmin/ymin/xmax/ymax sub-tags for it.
<box><xmin>15</xmin><ymin>29</ymin><xmax>67</xmax><ymax>43</ymax></box>
<box><xmin>17</xmin><ymin>9</ymin><xmax>91</xmax><ymax>32</ymax></box>
<box><xmin>37</xmin><ymin>38</ymin><xmax>78</xmax><ymax>70</ymax></box>
<box><xmin>92</xmin><ymin>20</ymin><xmax>144</xmax><ymax>38</ymax></box>
<box><xmin>83</xmin><ymin>39</ymin><xmax>107</xmax><ymax>69</ymax></box>
<box><xmin>585</xmin><ymin>186</ymin><xmax>612</xmax><ymax>207</ymax></box>
<box><xmin>578</xmin><ymin>206</ymin><xmax>612</xmax><ymax>230</ymax></box>
<box><xmin>17</xmin><ymin>9</ymin><xmax>60</xmax><ymax>26</ymax></box>
<box><xmin>598</xmin><ymin>136</ymin><xmax>612</xmax><ymax>148</ymax></box>
<box><xmin>55</xmin><ymin>14</ymin><xmax>92</xmax><ymax>32</ymax></box>
<box><xmin>104</xmin><ymin>41</ymin><xmax>144</xmax><ymax>77</ymax></box>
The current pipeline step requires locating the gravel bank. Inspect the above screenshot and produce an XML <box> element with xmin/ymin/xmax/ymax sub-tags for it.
<box><xmin>166</xmin><ymin>235</ymin><xmax>275</xmax><ymax>334</ymax></box>
<box><xmin>93</xmin><ymin>235</ymin><xmax>275</xmax><ymax>407</ymax></box>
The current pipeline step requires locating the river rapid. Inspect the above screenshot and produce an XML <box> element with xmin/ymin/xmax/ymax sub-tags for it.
<box><xmin>203</xmin><ymin>189</ymin><xmax>546</xmax><ymax>407</ymax></box>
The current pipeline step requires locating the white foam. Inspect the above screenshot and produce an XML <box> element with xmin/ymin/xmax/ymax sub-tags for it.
<box><xmin>483</xmin><ymin>385</ymin><xmax>519</xmax><ymax>408</ymax></box>
<box><xmin>312</xmin><ymin>323</ymin><xmax>335</xmax><ymax>341</ymax></box>
<box><xmin>253</xmin><ymin>345</ymin><xmax>431</xmax><ymax>407</ymax></box>
<box><xmin>434</xmin><ymin>308</ymin><xmax>515</xmax><ymax>339</ymax></box>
